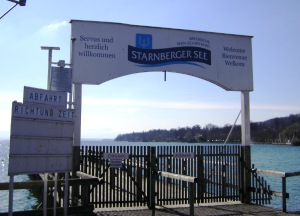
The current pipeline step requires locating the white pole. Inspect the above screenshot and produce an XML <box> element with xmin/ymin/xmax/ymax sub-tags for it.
<box><xmin>241</xmin><ymin>91</ymin><xmax>251</xmax><ymax>146</ymax></box>
<box><xmin>8</xmin><ymin>175</ymin><xmax>14</xmax><ymax>216</ymax></box>
<box><xmin>241</xmin><ymin>91</ymin><xmax>251</xmax><ymax>203</ymax></box>
<box><xmin>40</xmin><ymin>46</ymin><xmax>60</xmax><ymax>90</ymax></box>
<box><xmin>43</xmin><ymin>173</ymin><xmax>48</xmax><ymax>216</ymax></box>
<box><xmin>73</xmin><ymin>83</ymin><xmax>82</xmax><ymax>148</ymax></box>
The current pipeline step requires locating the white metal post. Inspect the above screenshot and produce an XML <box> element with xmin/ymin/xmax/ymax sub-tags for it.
<box><xmin>241</xmin><ymin>91</ymin><xmax>251</xmax><ymax>147</ymax></box>
<box><xmin>73</xmin><ymin>83</ymin><xmax>82</xmax><ymax>149</ymax></box>
<box><xmin>71</xmin><ymin>83</ymin><xmax>82</xmax><ymax>205</ymax></box>
<box><xmin>241</xmin><ymin>91</ymin><xmax>251</xmax><ymax>203</ymax></box>
<box><xmin>73</xmin><ymin>83</ymin><xmax>82</xmax><ymax>173</ymax></box>
<box><xmin>41</xmin><ymin>46</ymin><xmax>60</xmax><ymax>90</ymax></box>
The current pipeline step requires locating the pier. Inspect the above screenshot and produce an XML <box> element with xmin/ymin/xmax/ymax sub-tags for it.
<box><xmin>1</xmin><ymin>144</ymin><xmax>300</xmax><ymax>215</ymax></box>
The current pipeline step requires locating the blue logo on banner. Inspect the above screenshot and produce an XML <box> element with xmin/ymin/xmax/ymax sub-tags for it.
<box><xmin>136</xmin><ymin>34</ymin><xmax>152</xmax><ymax>49</ymax></box>
<box><xmin>129</xmin><ymin>33</ymin><xmax>211</xmax><ymax>68</ymax></box>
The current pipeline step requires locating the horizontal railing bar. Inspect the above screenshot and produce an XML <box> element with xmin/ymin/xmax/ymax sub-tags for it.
<box><xmin>253</xmin><ymin>169</ymin><xmax>300</xmax><ymax>178</ymax></box>
<box><xmin>158</xmin><ymin>171</ymin><xmax>197</xmax><ymax>183</ymax></box>
<box><xmin>249</xmin><ymin>187</ymin><xmax>289</xmax><ymax>198</ymax></box>
<box><xmin>254</xmin><ymin>169</ymin><xmax>285</xmax><ymax>177</ymax></box>
<box><xmin>285</xmin><ymin>171</ymin><xmax>300</xmax><ymax>177</ymax></box>
<box><xmin>0</xmin><ymin>177</ymin><xmax>99</xmax><ymax>190</ymax></box>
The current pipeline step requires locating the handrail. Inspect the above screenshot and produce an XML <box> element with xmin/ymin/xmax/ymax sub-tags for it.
<box><xmin>252</xmin><ymin>168</ymin><xmax>300</xmax><ymax>212</ymax></box>
<box><xmin>158</xmin><ymin>171</ymin><xmax>197</xmax><ymax>183</ymax></box>
<box><xmin>158</xmin><ymin>171</ymin><xmax>196</xmax><ymax>216</ymax></box>
<box><xmin>253</xmin><ymin>169</ymin><xmax>300</xmax><ymax>178</ymax></box>
<box><xmin>0</xmin><ymin>177</ymin><xmax>99</xmax><ymax>190</ymax></box>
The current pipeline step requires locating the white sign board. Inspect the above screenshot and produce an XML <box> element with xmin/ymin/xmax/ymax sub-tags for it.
<box><xmin>23</xmin><ymin>86</ymin><xmax>67</xmax><ymax>108</ymax></box>
<box><xmin>103</xmin><ymin>153</ymin><xmax>129</xmax><ymax>160</ymax></box>
<box><xmin>8</xmin><ymin>118</ymin><xmax>74</xmax><ymax>175</ymax></box>
<box><xmin>103</xmin><ymin>153</ymin><xmax>129</xmax><ymax>169</ymax></box>
<box><xmin>50</xmin><ymin>67</ymin><xmax>72</xmax><ymax>93</ymax></box>
<box><xmin>8</xmin><ymin>101</ymin><xmax>74</xmax><ymax>175</ymax></box>
<box><xmin>12</xmin><ymin>101</ymin><xmax>75</xmax><ymax>121</ymax></box>
<box><xmin>173</xmin><ymin>152</ymin><xmax>195</xmax><ymax>159</ymax></box>
<box><xmin>71</xmin><ymin>20</ymin><xmax>253</xmax><ymax>91</ymax></box>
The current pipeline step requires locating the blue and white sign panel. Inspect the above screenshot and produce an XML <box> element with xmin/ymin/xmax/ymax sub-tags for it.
<box><xmin>71</xmin><ymin>20</ymin><xmax>253</xmax><ymax>91</ymax></box>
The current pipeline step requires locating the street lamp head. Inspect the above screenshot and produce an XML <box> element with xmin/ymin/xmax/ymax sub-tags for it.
<box><xmin>19</xmin><ymin>0</ymin><xmax>26</xmax><ymax>6</ymax></box>
<box><xmin>1</xmin><ymin>0</ymin><xmax>26</xmax><ymax>20</ymax></box>
<box><xmin>7</xmin><ymin>0</ymin><xmax>26</xmax><ymax>6</ymax></box>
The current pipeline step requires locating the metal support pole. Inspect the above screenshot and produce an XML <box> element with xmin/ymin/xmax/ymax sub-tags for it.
<box><xmin>282</xmin><ymin>176</ymin><xmax>287</xmax><ymax>212</ymax></box>
<box><xmin>150</xmin><ymin>147</ymin><xmax>156</xmax><ymax>210</ymax></box>
<box><xmin>73</xmin><ymin>83</ymin><xmax>82</xmax><ymax>173</ymax></box>
<box><xmin>197</xmin><ymin>146</ymin><xmax>205</xmax><ymax>203</ymax></box>
<box><xmin>8</xmin><ymin>175</ymin><xmax>14</xmax><ymax>216</ymax></box>
<box><xmin>241</xmin><ymin>91</ymin><xmax>251</xmax><ymax>203</ymax></box>
<box><xmin>41</xmin><ymin>46</ymin><xmax>60</xmax><ymax>90</ymax></box>
<box><xmin>0</xmin><ymin>3</ymin><xmax>17</xmax><ymax>20</ymax></box>
<box><xmin>189</xmin><ymin>182</ymin><xmax>195</xmax><ymax>216</ymax></box>
<box><xmin>147</xmin><ymin>146</ymin><xmax>151</xmax><ymax>208</ymax></box>
<box><xmin>64</xmin><ymin>172</ymin><xmax>69</xmax><ymax>216</ymax></box>
<box><xmin>53</xmin><ymin>173</ymin><xmax>57</xmax><ymax>216</ymax></box>
<box><xmin>224</xmin><ymin>110</ymin><xmax>241</xmax><ymax>145</ymax></box>
<box><xmin>71</xmin><ymin>83</ymin><xmax>82</xmax><ymax>205</ymax></box>
<box><xmin>43</xmin><ymin>173</ymin><xmax>48</xmax><ymax>216</ymax></box>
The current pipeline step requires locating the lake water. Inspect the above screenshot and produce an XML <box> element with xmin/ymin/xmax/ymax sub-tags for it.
<box><xmin>0</xmin><ymin>140</ymin><xmax>299</xmax><ymax>212</ymax></box>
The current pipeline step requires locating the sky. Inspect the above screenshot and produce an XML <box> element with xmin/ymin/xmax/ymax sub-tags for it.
<box><xmin>1</xmin><ymin>0</ymin><xmax>300</xmax><ymax>139</ymax></box>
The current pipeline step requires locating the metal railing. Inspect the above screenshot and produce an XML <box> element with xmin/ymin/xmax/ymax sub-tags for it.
<box><xmin>251</xmin><ymin>168</ymin><xmax>300</xmax><ymax>212</ymax></box>
<box><xmin>80</xmin><ymin>145</ymin><xmax>242</xmax><ymax>208</ymax></box>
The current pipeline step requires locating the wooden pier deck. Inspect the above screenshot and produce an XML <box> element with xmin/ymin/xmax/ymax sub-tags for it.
<box><xmin>1</xmin><ymin>202</ymin><xmax>299</xmax><ymax>216</ymax></box>
<box><xmin>94</xmin><ymin>202</ymin><xmax>300</xmax><ymax>216</ymax></box>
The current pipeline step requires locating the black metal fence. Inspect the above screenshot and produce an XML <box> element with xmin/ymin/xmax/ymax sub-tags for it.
<box><xmin>80</xmin><ymin>144</ymin><xmax>242</xmax><ymax>208</ymax></box>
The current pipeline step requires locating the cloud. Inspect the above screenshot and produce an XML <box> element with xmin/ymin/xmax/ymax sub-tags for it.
<box><xmin>251</xmin><ymin>104</ymin><xmax>300</xmax><ymax>111</ymax></box>
<box><xmin>82</xmin><ymin>97</ymin><xmax>240</xmax><ymax>110</ymax></box>
<box><xmin>40</xmin><ymin>21</ymin><xmax>68</xmax><ymax>33</ymax></box>
<box><xmin>33</xmin><ymin>20</ymin><xmax>69</xmax><ymax>45</ymax></box>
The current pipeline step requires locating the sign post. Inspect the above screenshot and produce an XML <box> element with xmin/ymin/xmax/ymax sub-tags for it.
<box><xmin>8</xmin><ymin>87</ymin><xmax>74</xmax><ymax>216</ymax></box>
<box><xmin>241</xmin><ymin>91</ymin><xmax>251</xmax><ymax>203</ymax></box>
<box><xmin>41</xmin><ymin>46</ymin><xmax>60</xmax><ymax>90</ymax></box>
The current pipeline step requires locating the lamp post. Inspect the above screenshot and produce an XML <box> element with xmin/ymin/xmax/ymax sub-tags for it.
<box><xmin>0</xmin><ymin>0</ymin><xmax>26</xmax><ymax>20</ymax></box>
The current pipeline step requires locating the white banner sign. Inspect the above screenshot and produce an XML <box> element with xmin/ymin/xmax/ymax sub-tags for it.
<box><xmin>71</xmin><ymin>20</ymin><xmax>253</xmax><ymax>91</ymax></box>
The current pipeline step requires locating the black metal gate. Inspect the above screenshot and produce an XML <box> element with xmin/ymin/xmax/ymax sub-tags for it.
<box><xmin>80</xmin><ymin>144</ymin><xmax>242</xmax><ymax>208</ymax></box>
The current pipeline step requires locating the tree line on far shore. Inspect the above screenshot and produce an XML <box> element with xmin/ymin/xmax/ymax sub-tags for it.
<box><xmin>114</xmin><ymin>114</ymin><xmax>300</xmax><ymax>143</ymax></box>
